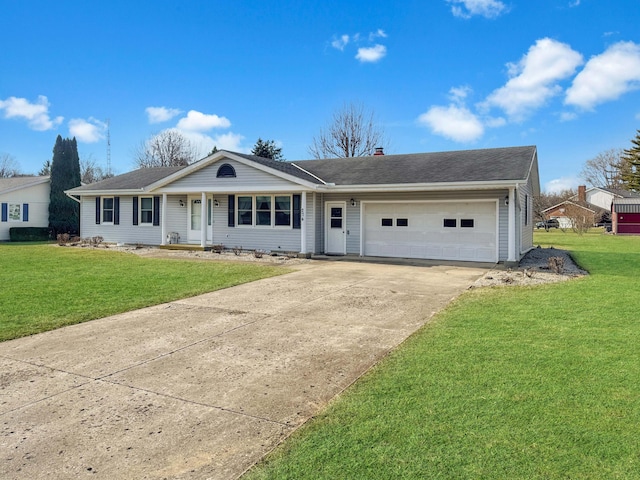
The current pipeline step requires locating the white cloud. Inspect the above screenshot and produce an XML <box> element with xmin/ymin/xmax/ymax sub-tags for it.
<box><xmin>559</xmin><ymin>111</ymin><xmax>578</xmax><ymax>121</ymax></box>
<box><xmin>565</xmin><ymin>41</ymin><xmax>640</xmax><ymax>110</ymax></box>
<box><xmin>417</xmin><ymin>104</ymin><xmax>484</xmax><ymax>142</ymax></box>
<box><xmin>176</xmin><ymin>110</ymin><xmax>231</xmax><ymax>131</ymax></box>
<box><xmin>369</xmin><ymin>29</ymin><xmax>387</xmax><ymax>41</ymax></box>
<box><xmin>356</xmin><ymin>44</ymin><xmax>387</xmax><ymax>63</ymax></box>
<box><xmin>447</xmin><ymin>0</ymin><xmax>507</xmax><ymax>19</ymax></box>
<box><xmin>331</xmin><ymin>34</ymin><xmax>350</xmax><ymax>51</ymax></box>
<box><xmin>449</xmin><ymin>85</ymin><xmax>472</xmax><ymax>104</ymax></box>
<box><xmin>69</xmin><ymin>117</ymin><xmax>107</xmax><ymax>143</ymax></box>
<box><xmin>146</xmin><ymin>106</ymin><xmax>182</xmax><ymax>123</ymax></box>
<box><xmin>482</xmin><ymin>38</ymin><xmax>583</xmax><ymax>121</ymax></box>
<box><xmin>0</xmin><ymin>95</ymin><xmax>63</xmax><ymax>131</ymax></box>
<box><xmin>569</xmin><ymin>0</ymin><xmax>580</xmax><ymax>7</ymax></box>
<box><xmin>178</xmin><ymin>129</ymin><xmax>247</xmax><ymax>158</ymax></box>
<box><xmin>544</xmin><ymin>176</ymin><xmax>580</xmax><ymax>194</ymax></box>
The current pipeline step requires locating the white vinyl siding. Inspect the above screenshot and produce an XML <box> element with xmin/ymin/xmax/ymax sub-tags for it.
<box><xmin>165</xmin><ymin>159</ymin><xmax>303</xmax><ymax>192</ymax></box>
<box><xmin>0</xmin><ymin>180</ymin><xmax>50</xmax><ymax>241</ymax></box>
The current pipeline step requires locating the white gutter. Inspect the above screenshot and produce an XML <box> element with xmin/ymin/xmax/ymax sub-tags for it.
<box><xmin>316</xmin><ymin>179</ymin><xmax>526</xmax><ymax>193</ymax></box>
<box><xmin>65</xmin><ymin>192</ymin><xmax>81</xmax><ymax>203</ymax></box>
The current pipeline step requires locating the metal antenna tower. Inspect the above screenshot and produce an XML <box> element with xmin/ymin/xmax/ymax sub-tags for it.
<box><xmin>106</xmin><ymin>119</ymin><xmax>111</xmax><ymax>176</ymax></box>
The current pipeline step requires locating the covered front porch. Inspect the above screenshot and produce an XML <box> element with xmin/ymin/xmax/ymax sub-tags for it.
<box><xmin>157</xmin><ymin>191</ymin><xmax>313</xmax><ymax>254</ymax></box>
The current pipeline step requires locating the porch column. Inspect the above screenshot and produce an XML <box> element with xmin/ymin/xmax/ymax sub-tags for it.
<box><xmin>200</xmin><ymin>192</ymin><xmax>207</xmax><ymax>248</ymax></box>
<box><xmin>161</xmin><ymin>193</ymin><xmax>168</xmax><ymax>245</ymax></box>
<box><xmin>507</xmin><ymin>187</ymin><xmax>516</xmax><ymax>263</ymax></box>
<box><xmin>300</xmin><ymin>191</ymin><xmax>307</xmax><ymax>254</ymax></box>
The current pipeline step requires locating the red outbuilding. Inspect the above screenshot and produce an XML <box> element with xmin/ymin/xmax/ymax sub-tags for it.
<box><xmin>612</xmin><ymin>198</ymin><xmax>640</xmax><ymax>235</ymax></box>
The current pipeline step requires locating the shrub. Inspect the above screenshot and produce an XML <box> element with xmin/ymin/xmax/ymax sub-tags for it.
<box><xmin>9</xmin><ymin>227</ymin><xmax>53</xmax><ymax>242</ymax></box>
<box><xmin>548</xmin><ymin>256</ymin><xmax>565</xmax><ymax>274</ymax></box>
<box><xmin>211</xmin><ymin>244</ymin><xmax>224</xmax><ymax>254</ymax></box>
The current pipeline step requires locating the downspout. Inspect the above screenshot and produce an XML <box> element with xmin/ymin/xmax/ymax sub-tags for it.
<box><xmin>507</xmin><ymin>187</ymin><xmax>516</xmax><ymax>264</ymax></box>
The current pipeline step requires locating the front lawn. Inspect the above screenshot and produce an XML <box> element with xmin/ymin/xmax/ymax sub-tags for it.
<box><xmin>246</xmin><ymin>230</ymin><xmax>640</xmax><ymax>479</ymax></box>
<box><xmin>0</xmin><ymin>244</ymin><xmax>287</xmax><ymax>342</ymax></box>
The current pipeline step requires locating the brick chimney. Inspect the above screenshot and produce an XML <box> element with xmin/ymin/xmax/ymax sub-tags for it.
<box><xmin>373</xmin><ymin>147</ymin><xmax>384</xmax><ymax>156</ymax></box>
<box><xmin>578</xmin><ymin>185</ymin><xmax>586</xmax><ymax>203</ymax></box>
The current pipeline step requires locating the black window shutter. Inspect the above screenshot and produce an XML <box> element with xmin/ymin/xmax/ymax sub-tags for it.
<box><xmin>114</xmin><ymin>197</ymin><xmax>120</xmax><ymax>225</ymax></box>
<box><xmin>228</xmin><ymin>195</ymin><xmax>235</xmax><ymax>227</ymax></box>
<box><xmin>1</xmin><ymin>203</ymin><xmax>7</xmax><ymax>222</ymax></box>
<box><xmin>132</xmin><ymin>196</ymin><xmax>139</xmax><ymax>225</ymax></box>
<box><xmin>95</xmin><ymin>197</ymin><xmax>101</xmax><ymax>224</ymax></box>
<box><xmin>293</xmin><ymin>194</ymin><xmax>301</xmax><ymax>229</ymax></box>
<box><xmin>153</xmin><ymin>196</ymin><xmax>160</xmax><ymax>226</ymax></box>
<box><xmin>23</xmin><ymin>204</ymin><xmax>29</xmax><ymax>222</ymax></box>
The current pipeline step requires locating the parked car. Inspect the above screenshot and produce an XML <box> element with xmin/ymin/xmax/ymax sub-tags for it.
<box><xmin>536</xmin><ymin>219</ymin><xmax>560</xmax><ymax>229</ymax></box>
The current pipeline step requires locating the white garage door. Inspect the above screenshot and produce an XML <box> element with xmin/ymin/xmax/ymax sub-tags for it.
<box><xmin>363</xmin><ymin>201</ymin><xmax>497</xmax><ymax>262</ymax></box>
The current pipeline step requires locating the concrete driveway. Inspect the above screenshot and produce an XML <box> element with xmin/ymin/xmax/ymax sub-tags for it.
<box><xmin>0</xmin><ymin>259</ymin><xmax>489</xmax><ymax>480</ymax></box>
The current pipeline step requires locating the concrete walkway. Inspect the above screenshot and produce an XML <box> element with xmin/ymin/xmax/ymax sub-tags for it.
<box><xmin>0</xmin><ymin>260</ymin><xmax>489</xmax><ymax>480</ymax></box>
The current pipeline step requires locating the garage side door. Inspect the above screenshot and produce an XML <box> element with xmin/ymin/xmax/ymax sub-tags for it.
<box><xmin>363</xmin><ymin>202</ymin><xmax>497</xmax><ymax>262</ymax></box>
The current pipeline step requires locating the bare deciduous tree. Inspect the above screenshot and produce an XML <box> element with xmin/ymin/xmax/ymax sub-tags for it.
<box><xmin>308</xmin><ymin>102</ymin><xmax>387</xmax><ymax>159</ymax></box>
<box><xmin>562</xmin><ymin>202</ymin><xmax>596</xmax><ymax>235</ymax></box>
<box><xmin>0</xmin><ymin>153</ymin><xmax>21</xmax><ymax>178</ymax></box>
<box><xmin>134</xmin><ymin>130</ymin><xmax>199</xmax><ymax>168</ymax></box>
<box><xmin>580</xmin><ymin>148</ymin><xmax>628</xmax><ymax>189</ymax></box>
<box><xmin>80</xmin><ymin>155</ymin><xmax>112</xmax><ymax>184</ymax></box>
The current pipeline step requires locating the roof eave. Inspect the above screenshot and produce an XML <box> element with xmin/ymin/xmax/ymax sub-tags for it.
<box><xmin>320</xmin><ymin>179</ymin><xmax>525</xmax><ymax>193</ymax></box>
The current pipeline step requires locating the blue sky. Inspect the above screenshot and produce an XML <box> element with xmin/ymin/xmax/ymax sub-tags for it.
<box><xmin>1</xmin><ymin>0</ymin><xmax>639</xmax><ymax>192</ymax></box>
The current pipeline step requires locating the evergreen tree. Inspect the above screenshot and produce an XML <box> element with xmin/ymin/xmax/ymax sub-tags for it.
<box><xmin>251</xmin><ymin>138</ymin><xmax>284</xmax><ymax>161</ymax></box>
<box><xmin>49</xmin><ymin>135</ymin><xmax>81</xmax><ymax>235</ymax></box>
<box><xmin>621</xmin><ymin>130</ymin><xmax>640</xmax><ymax>191</ymax></box>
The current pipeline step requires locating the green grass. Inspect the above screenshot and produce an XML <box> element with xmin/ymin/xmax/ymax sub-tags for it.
<box><xmin>0</xmin><ymin>244</ymin><xmax>287</xmax><ymax>342</ymax></box>
<box><xmin>246</xmin><ymin>230</ymin><xmax>640</xmax><ymax>479</ymax></box>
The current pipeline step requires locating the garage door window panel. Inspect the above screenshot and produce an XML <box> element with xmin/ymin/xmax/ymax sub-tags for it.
<box><xmin>461</xmin><ymin>219</ymin><xmax>475</xmax><ymax>228</ymax></box>
<box><xmin>443</xmin><ymin>218</ymin><xmax>457</xmax><ymax>228</ymax></box>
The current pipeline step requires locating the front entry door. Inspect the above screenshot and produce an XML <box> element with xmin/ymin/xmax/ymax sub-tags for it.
<box><xmin>325</xmin><ymin>202</ymin><xmax>346</xmax><ymax>254</ymax></box>
<box><xmin>188</xmin><ymin>197</ymin><xmax>212</xmax><ymax>243</ymax></box>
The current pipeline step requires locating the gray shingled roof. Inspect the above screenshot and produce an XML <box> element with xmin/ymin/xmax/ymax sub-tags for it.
<box><xmin>69</xmin><ymin>166</ymin><xmax>186</xmax><ymax>192</ymax></box>
<box><xmin>230</xmin><ymin>152</ymin><xmax>323</xmax><ymax>184</ymax></box>
<box><xmin>293</xmin><ymin>146</ymin><xmax>537</xmax><ymax>185</ymax></box>
<box><xmin>0</xmin><ymin>176</ymin><xmax>49</xmax><ymax>193</ymax></box>
<box><xmin>66</xmin><ymin>146</ymin><xmax>537</xmax><ymax>193</ymax></box>
<box><xmin>601</xmin><ymin>187</ymin><xmax>640</xmax><ymax>198</ymax></box>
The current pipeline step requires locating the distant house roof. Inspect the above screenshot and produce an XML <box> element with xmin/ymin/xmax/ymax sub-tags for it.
<box><xmin>0</xmin><ymin>176</ymin><xmax>50</xmax><ymax>195</ymax></box>
<box><xmin>66</xmin><ymin>145</ymin><xmax>538</xmax><ymax>194</ymax></box>
<box><xmin>572</xmin><ymin>186</ymin><xmax>640</xmax><ymax>200</ymax></box>
<box><xmin>543</xmin><ymin>200</ymin><xmax>603</xmax><ymax>215</ymax></box>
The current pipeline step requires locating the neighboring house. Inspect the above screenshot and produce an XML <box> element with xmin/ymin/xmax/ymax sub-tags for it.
<box><xmin>66</xmin><ymin>146</ymin><xmax>540</xmax><ymax>265</ymax></box>
<box><xmin>571</xmin><ymin>185</ymin><xmax>640</xmax><ymax>211</ymax></box>
<box><xmin>0</xmin><ymin>176</ymin><xmax>51</xmax><ymax>241</ymax></box>
<box><xmin>542</xmin><ymin>201</ymin><xmax>602</xmax><ymax>229</ymax></box>
<box><xmin>612</xmin><ymin>198</ymin><xmax>640</xmax><ymax>234</ymax></box>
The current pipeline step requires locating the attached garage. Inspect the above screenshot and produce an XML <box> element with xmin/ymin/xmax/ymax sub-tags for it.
<box><xmin>362</xmin><ymin>201</ymin><xmax>498</xmax><ymax>262</ymax></box>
